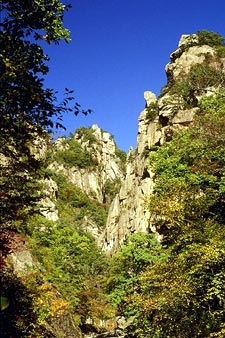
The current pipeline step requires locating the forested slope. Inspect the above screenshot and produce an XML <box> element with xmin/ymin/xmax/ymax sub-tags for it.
<box><xmin>1</xmin><ymin>5</ymin><xmax>225</xmax><ymax>336</ymax></box>
<box><xmin>103</xmin><ymin>31</ymin><xmax>225</xmax><ymax>338</ymax></box>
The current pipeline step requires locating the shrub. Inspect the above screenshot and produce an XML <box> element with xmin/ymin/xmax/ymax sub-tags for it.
<box><xmin>54</xmin><ymin>138</ymin><xmax>96</xmax><ymax>168</ymax></box>
<box><xmin>104</xmin><ymin>178</ymin><xmax>122</xmax><ymax>202</ymax></box>
<box><xmin>53</xmin><ymin>174</ymin><xmax>108</xmax><ymax>229</ymax></box>
<box><xmin>74</xmin><ymin>127</ymin><xmax>97</xmax><ymax>144</ymax></box>
<box><xmin>197</xmin><ymin>30</ymin><xmax>225</xmax><ymax>47</ymax></box>
<box><xmin>169</xmin><ymin>63</ymin><xmax>225</xmax><ymax>107</ymax></box>
<box><xmin>145</xmin><ymin>102</ymin><xmax>159</xmax><ymax>121</ymax></box>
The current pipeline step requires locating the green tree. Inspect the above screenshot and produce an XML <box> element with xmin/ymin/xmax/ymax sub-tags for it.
<box><xmin>128</xmin><ymin>90</ymin><xmax>225</xmax><ymax>337</ymax></box>
<box><xmin>197</xmin><ymin>30</ymin><xmax>225</xmax><ymax>47</ymax></box>
<box><xmin>108</xmin><ymin>233</ymin><xmax>167</xmax><ymax>317</ymax></box>
<box><xmin>0</xmin><ymin>1</ymin><xmax>91</xmax><ymax>335</ymax></box>
<box><xmin>0</xmin><ymin>1</ymin><xmax>90</xmax><ymax>230</ymax></box>
<box><xmin>0</xmin><ymin>0</ymin><xmax>65</xmax><ymax>228</ymax></box>
<box><xmin>27</xmin><ymin>213</ymin><xmax>111</xmax><ymax>323</ymax></box>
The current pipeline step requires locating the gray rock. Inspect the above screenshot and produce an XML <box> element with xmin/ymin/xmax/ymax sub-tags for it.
<box><xmin>172</xmin><ymin>107</ymin><xmax>199</xmax><ymax>124</ymax></box>
<box><xmin>100</xmin><ymin>34</ymin><xmax>222</xmax><ymax>254</ymax></box>
<box><xmin>144</xmin><ymin>90</ymin><xmax>157</xmax><ymax>107</ymax></box>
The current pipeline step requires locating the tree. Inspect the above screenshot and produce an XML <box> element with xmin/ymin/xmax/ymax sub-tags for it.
<box><xmin>0</xmin><ymin>2</ymin><xmax>90</xmax><ymax>335</ymax></box>
<box><xmin>0</xmin><ymin>1</ymin><xmax>89</xmax><ymax>230</ymax></box>
<box><xmin>128</xmin><ymin>90</ymin><xmax>225</xmax><ymax>338</ymax></box>
<box><xmin>197</xmin><ymin>30</ymin><xmax>225</xmax><ymax>47</ymax></box>
<box><xmin>108</xmin><ymin>233</ymin><xmax>167</xmax><ymax>317</ymax></box>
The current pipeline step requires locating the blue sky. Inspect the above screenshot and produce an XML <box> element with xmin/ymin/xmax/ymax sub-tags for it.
<box><xmin>44</xmin><ymin>0</ymin><xmax>225</xmax><ymax>151</ymax></box>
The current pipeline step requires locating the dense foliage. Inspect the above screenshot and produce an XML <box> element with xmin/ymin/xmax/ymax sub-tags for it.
<box><xmin>197</xmin><ymin>30</ymin><xmax>225</xmax><ymax>48</ymax></box>
<box><xmin>0</xmin><ymin>0</ymin><xmax>94</xmax><ymax>210</ymax></box>
<box><xmin>1</xmin><ymin>14</ymin><xmax>225</xmax><ymax>337</ymax></box>
<box><xmin>27</xmin><ymin>214</ymin><xmax>111</xmax><ymax>317</ymax></box>
<box><xmin>24</xmin><ymin>166</ymin><xmax>115</xmax><ymax>326</ymax></box>
<box><xmin>107</xmin><ymin>233</ymin><xmax>167</xmax><ymax>316</ymax></box>
<box><xmin>0</xmin><ymin>0</ymin><xmax>90</xmax><ymax>230</ymax></box>
<box><xmin>55</xmin><ymin>173</ymin><xmax>109</xmax><ymax>229</ymax></box>
<box><xmin>0</xmin><ymin>1</ymin><xmax>90</xmax><ymax>336</ymax></box>
<box><xmin>53</xmin><ymin>136</ymin><xmax>97</xmax><ymax>168</ymax></box>
<box><xmin>117</xmin><ymin>90</ymin><xmax>225</xmax><ymax>338</ymax></box>
<box><xmin>105</xmin><ymin>32</ymin><xmax>225</xmax><ymax>337</ymax></box>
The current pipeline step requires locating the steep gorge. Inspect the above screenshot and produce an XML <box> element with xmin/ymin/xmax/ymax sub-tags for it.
<box><xmin>51</xmin><ymin>33</ymin><xmax>222</xmax><ymax>255</ymax></box>
<box><xmin>101</xmin><ymin>32</ymin><xmax>225</xmax><ymax>254</ymax></box>
<box><xmin>1</xmin><ymin>31</ymin><xmax>225</xmax><ymax>338</ymax></box>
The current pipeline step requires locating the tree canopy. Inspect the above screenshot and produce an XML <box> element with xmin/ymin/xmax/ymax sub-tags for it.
<box><xmin>0</xmin><ymin>0</ymin><xmax>83</xmax><ymax>230</ymax></box>
<box><xmin>119</xmin><ymin>90</ymin><xmax>225</xmax><ymax>338</ymax></box>
<box><xmin>0</xmin><ymin>2</ymin><xmax>80</xmax><ymax>336</ymax></box>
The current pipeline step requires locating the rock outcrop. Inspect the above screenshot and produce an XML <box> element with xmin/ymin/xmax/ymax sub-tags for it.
<box><xmin>100</xmin><ymin>92</ymin><xmax>157</xmax><ymax>254</ymax></box>
<box><xmin>50</xmin><ymin>125</ymin><xmax>125</xmax><ymax>204</ymax></box>
<box><xmin>40</xmin><ymin>177</ymin><xmax>59</xmax><ymax>221</ymax></box>
<box><xmin>37</xmin><ymin>33</ymin><xmax>224</xmax><ymax>255</ymax></box>
<box><xmin>100</xmin><ymin>33</ymin><xmax>224</xmax><ymax>254</ymax></box>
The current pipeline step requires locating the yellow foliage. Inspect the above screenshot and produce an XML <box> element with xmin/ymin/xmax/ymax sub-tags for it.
<box><xmin>34</xmin><ymin>282</ymin><xmax>70</xmax><ymax>324</ymax></box>
<box><xmin>49</xmin><ymin>298</ymin><xmax>70</xmax><ymax>317</ymax></box>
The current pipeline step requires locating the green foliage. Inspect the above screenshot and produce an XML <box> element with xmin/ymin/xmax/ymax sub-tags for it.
<box><xmin>169</xmin><ymin>63</ymin><xmax>225</xmax><ymax>107</ymax></box>
<box><xmin>53</xmin><ymin>174</ymin><xmax>108</xmax><ymax>229</ymax></box>
<box><xmin>112</xmin><ymin>233</ymin><xmax>167</xmax><ymax>276</ymax></box>
<box><xmin>0</xmin><ymin>0</ymin><xmax>92</xmax><ymax>230</ymax></box>
<box><xmin>199</xmin><ymin>88</ymin><xmax>225</xmax><ymax>115</ymax></box>
<box><xmin>1</xmin><ymin>0</ymin><xmax>71</xmax><ymax>44</ymax></box>
<box><xmin>115</xmin><ymin>147</ymin><xmax>127</xmax><ymax>163</ymax></box>
<box><xmin>128</xmin><ymin>219</ymin><xmax>225</xmax><ymax>338</ymax></box>
<box><xmin>54</xmin><ymin>137</ymin><xmax>96</xmax><ymax>168</ymax></box>
<box><xmin>197</xmin><ymin>30</ymin><xmax>225</xmax><ymax>47</ymax></box>
<box><xmin>0</xmin><ymin>1</ymin><xmax>97</xmax><ymax>334</ymax></box>
<box><xmin>147</xmin><ymin>90</ymin><xmax>225</xmax><ymax>234</ymax></box>
<box><xmin>104</xmin><ymin>178</ymin><xmax>122</xmax><ymax>202</ymax></box>
<box><xmin>108</xmin><ymin>233</ymin><xmax>167</xmax><ymax>316</ymax></box>
<box><xmin>126</xmin><ymin>90</ymin><xmax>225</xmax><ymax>337</ymax></box>
<box><xmin>2</xmin><ymin>20</ymin><xmax>225</xmax><ymax>337</ymax></box>
<box><xmin>145</xmin><ymin>102</ymin><xmax>159</xmax><ymax>122</ymax></box>
<box><xmin>28</xmin><ymin>214</ymin><xmax>110</xmax><ymax>316</ymax></box>
<box><xmin>0</xmin><ymin>0</ymin><xmax>73</xmax><ymax>230</ymax></box>
<box><xmin>75</xmin><ymin>127</ymin><xmax>97</xmax><ymax>143</ymax></box>
<box><xmin>215</xmin><ymin>45</ymin><xmax>225</xmax><ymax>58</ymax></box>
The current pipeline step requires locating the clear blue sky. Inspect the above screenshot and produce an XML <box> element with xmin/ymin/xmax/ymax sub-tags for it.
<box><xmin>44</xmin><ymin>0</ymin><xmax>225</xmax><ymax>152</ymax></box>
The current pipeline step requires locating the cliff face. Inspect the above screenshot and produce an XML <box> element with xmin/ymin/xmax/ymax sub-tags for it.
<box><xmin>100</xmin><ymin>92</ymin><xmax>157</xmax><ymax>254</ymax></box>
<box><xmin>50</xmin><ymin>125</ymin><xmax>125</xmax><ymax>204</ymax></box>
<box><xmin>40</xmin><ymin>33</ymin><xmax>224</xmax><ymax>255</ymax></box>
<box><xmin>2</xmin><ymin>31</ymin><xmax>224</xmax><ymax>337</ymax></box>
<box><xmin>45</xmin><ymin>125</ymin><xmax>126</xmax><ymax>241</ymax></box>
<box><xmin>100</xmin><ymin>33</ymin><xmax>225</xmax><ymax>254</ymax></box>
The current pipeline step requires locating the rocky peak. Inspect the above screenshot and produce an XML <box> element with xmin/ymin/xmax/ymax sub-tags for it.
<box><xmin>100</xmin><ymin>91</ymin><xmax>158</xmax><ymax>253</ymax></box>
<box><xmin>178</xmin><ymin>34</ymin><xmax>199</xmax><ymax>48</ymax></box>
<box><xmin>167</xmin><ymin>45</ymin><xmax>215</xmax><ymax>81</ymax></box>
<box><xmin>166</xmin><ymin>34</ymin><xmax>215</xmax><ymax>81</ymax></box>
<box><xmin>137</xmin><ymin>91</ymin><xmax>160</xmax><ymax>155</ymax></box>
<box><xmin>50</xmin><ymin>125</ymin><xmax>125</xmax><ymax>204</ymax></box>
<box><xmin>74</xmin><ymin>124</ymin><xmax>123</xmax><ymax>182</ymax></box>
<box><xmin>100</xmin><ymin>32</ymin><xmax>225</xmax><ymax>254</ymax></box>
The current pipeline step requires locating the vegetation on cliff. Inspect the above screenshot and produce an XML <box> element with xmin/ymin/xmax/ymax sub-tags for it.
<box><xmin>1</xmin><ymin>7</ymin><xmax>225</xmax><ymax>336</ymax></box>
<box><xmin>0</xmin><ymin>1</ymin><xmax>91</xmax><ymax>336</ymax></box>
<box><xmin>109</xmin><ymin>67</ymin><xmax>225</xmax><ymax>338</ymax></box>
<box><xmin>120</xmin><ymin>90</ymin><xmax>225</xmax><ymax>338</ymax></box>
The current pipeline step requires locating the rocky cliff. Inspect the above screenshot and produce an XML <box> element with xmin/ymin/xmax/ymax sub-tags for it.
<box><xmin>40</xmin><ymin>33</ymin><xmax>224</xmax><ymax>255</ymax></box>
<box><xmin>100</xmin><ymin>33</ymin><xmax>225</xmax><ymax>254</ymax></box>
<box><xmin>50</xmin><ymin>125</ymin><xmax>125</xmax><ymax>204</ymax></box>
<box><xmin>1</xmin><ymin>31</ymin><xmax>224</xmax><ymax>337</ymax></box>
<box><xmin>45</xmin><ymin>125</ymin><xmax>126</xmax><ymax>240</ymax></box>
